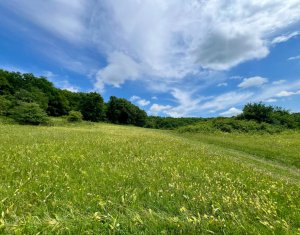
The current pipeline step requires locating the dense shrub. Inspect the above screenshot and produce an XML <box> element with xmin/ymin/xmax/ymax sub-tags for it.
<box><xmin>11</xmin><ymin>102</ymin><xmax>49</xmax><ymax>125</ymax></box>
<box><xmin>145</xmin><ymin>116</ymin><xmax>204</xmax><ymax>129</ymax></box>
<box><xmin>67</xmin><ymin>111</ymin><xmax>83</xmax><ymax>122</ymax></box>
<box><xmin>178</xmin><ymin>119</ymin><xmax>285</xmax><ymax>134</ymax></box>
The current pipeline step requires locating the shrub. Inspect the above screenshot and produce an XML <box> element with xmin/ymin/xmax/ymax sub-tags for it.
<box><xmin>11</xmin><ymin>102</ymin><xmax>49</xmax><ymax>125</ymax></box>
<box><xmin>178</xmin><ymin>119</ymin><xmax>285</xmax><ymax>134</ymax></box>
<box><xmin>67</xmin><ymin>111</ymin><xmax>83</xmax><ymax>122</ymax></box>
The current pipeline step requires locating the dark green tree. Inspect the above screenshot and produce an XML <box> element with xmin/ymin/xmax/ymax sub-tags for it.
<box><xmin>80</xmin><ymin>92</ymin><xmax>105</xmax><ymax>122</ymax></box>
<box><xmin>0</xmin><ymin>96</ymin><xmax>12</xmax><ymax>116</ymax></box>
<box><xmin>107</xmin><ymin>96</ymin><xmax>147</xmax><ymax>126</ymax></box>
<box><xmin>240</xmin><ymin>102</ymin><xmax>274</xmax><ymax>123</ymax></box>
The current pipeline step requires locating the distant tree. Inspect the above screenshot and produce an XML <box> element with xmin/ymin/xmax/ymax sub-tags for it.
<box><xmin>11</xmin><ymin>102</ymin><xmax>49</xmax><ymax>125</ymax></box>
<box><xmin>15</xmin><ymin>88</ymin><xmax>49</xmax><ymax>111</ymax></box>
<box><xmin>240</xmin><ymin>102</ymin><xmax>274</xmax><ymax>123</ymax></box>
<box><xmin>0</xmin><ymin>96</ymin><xmax>12</xmax><ymax>116</ymax></box>
<box><xmin>67</xmin><ymin>111</ymin><xmax>83</xmax><ymax>122</ymax></box>
<box><xmin>107</xmin><ymin>96</ymin><xmax>147</xmax><ymax>126</ymax></box>
<box><xmin>80</xmin><ymin>92</ymin><xmax>105</xmax><ymax>122</ymax></box>
<box><xmin>0</xmin><ymin>76</ymin><xmax>12</xmax><ymax>95</ymax></box>
<box><xmin>47</xmin><ymin>89</ymin><xmax>69</xmax><ymax>116</ymax></box>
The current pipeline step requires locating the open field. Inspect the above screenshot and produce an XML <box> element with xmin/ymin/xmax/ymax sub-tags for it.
<box><xmin>0</xmin><ymin>123</ymin><xmax>300</xmax><ymax>234</ymax></box>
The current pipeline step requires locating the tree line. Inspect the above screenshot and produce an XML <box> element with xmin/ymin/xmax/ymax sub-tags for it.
<box><xmin>1</xmin><ymin>69</ymin><xmax>299</xmax><ymax>131</ymax></box>
<box><xmin>0</xmin><ymin>69</ymin><xmax>147</xmax><ymax>126</ymax></box>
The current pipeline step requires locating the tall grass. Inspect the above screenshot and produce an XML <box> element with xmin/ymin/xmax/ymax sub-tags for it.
<box><xmin>0</xmin><ymin>123</ymin><xmax>299</xmax><ymax>234</ymax></box>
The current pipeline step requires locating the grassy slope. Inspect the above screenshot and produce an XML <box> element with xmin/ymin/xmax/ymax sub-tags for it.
<box><xmin>179</xmin><ymin>131</ymin><xmax>300</xmax><ymax>169</ymax></box>
<box><xmin>0</xmin><ymin>123</ymin><xmax>299</xmax><ymax>234</ymax></box>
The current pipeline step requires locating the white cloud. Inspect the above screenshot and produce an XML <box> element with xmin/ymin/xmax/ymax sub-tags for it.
<box><xmin>272</xmin><ymin>80</ymin><xmax>286</xmax><ymax>85</ymax></box>
<box><xmin>265</xmin><ymin>98</ymin><xmax>277</xmax><ymax>103</ymax></box>
<box><xmin>276</xmin><ymin>90</ymin><xmax>300</xmax><ymax>97</ymax></box>
<box><xmin>137</xmin><ymin>99</ymin><xmax>150</xmax><ymax>107</ymax></box>
<box><xmin>1</xmin><ymin>0</ymin><xmax>89</xmax><ymax>42</ymax></box>
<box><xmin>201</xmin><ymin>92</ymin><xmax>253</xmax><ymax>111</ymax></box>
<box><xmin>151</xmin><ymin>96</ymin><xmax>158</xmax><ymax>100</ymax></box>
<box><xmin>130</xmin><ymin>96</ymin><xmax>150</xmax><ymax>107</ymax></box>
<box><xmin>91</xmin><ymin>0</ymin><xmax>300</xmax><ymax>89</ymax></box>
<box><xmin>288</xmin><ymin>55</ymin><xmax>300</xmax><ymax>61</ymax></box>
<box><xmin>149</xmin><ymin>104</ymin><xmax>173</xmax><ymax>116</ymax></box>
<box><xmin>271</xmin><ymin>31</ymin><xmax>300</xmax><ymax>44</ymax></box>
<box><xmin>130</xmin><ymin>96</ymin><xmax>140</xmax><ymax>102</ymax></box>
<box><xmin>220</xmin><ymin>107</ymin><xmax>242</xmax><ymax>117</ymax></box>
<box><xmin>238</xmin><ymin>76</ymin><xmax>268</xmax><ymax>88</ymax></box>
<box><xmin>95</xmin><ymin>52</ymin><xmax>143</xmax><ymax>91</ymax></box>
<box><xmin>3</xmin><ymin>1</ymin><xmax>300</xmax><ymax>91</ymax></box>
<box><xmin>148</xmin><ymin>79</ymin><xmax>300</xmax><ymax>117</ymax></box>
<box><xmin>217</xmin><ymin>82</ymin><xmax>228</xmax><ymax>87</ymax></box>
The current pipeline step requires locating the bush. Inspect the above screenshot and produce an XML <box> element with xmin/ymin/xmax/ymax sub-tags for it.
<box><xmin>67</xmin><ymin>111</ymin><xmax>83</xmax><ymax>122</ymax></box>
<box><xmin>178</xmin><ymin>119</ymin><xmax>285</xmax><ymax>134</ymax></box>
<box><xmin>11</xmin><ymin>102</ymin><xmax>49</xmax><ymax>125</ymax></box>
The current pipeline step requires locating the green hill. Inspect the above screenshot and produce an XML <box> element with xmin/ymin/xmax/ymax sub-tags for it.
<box><xmin>0</xmin><ymin>122</ymin><xmax>300</xmax><ymax>234</ymax></box>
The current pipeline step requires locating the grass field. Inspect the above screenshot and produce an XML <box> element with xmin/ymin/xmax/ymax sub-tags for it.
<box><xmin>0</xmin><ymin>123</ymin><xmax>300</xmax><ymax>234</ymax></box>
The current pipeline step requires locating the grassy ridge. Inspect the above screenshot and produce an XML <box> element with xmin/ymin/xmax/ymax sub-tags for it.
<box><xmin>0</xmin><ymin>123</ymin><xmax>300</xmax><ymax>234</ymax></box>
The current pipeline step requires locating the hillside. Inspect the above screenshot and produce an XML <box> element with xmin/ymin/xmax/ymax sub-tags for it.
<box><xmin>0</xmin><ymin>122</ymin><xmax>299</xmax><ymax>234</ymax></box>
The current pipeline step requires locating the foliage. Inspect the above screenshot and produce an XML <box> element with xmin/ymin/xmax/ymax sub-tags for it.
<box><xmin>107</xmin><ymin>96</ymin><xmax>147</xmax><ymax>126</ymax></box>
<box><xmin>145</xmin><ymin>116</ymin><xmax>204</xmax><ymax>129</ymax></box>
<box><xmin>0</xmin><ymin>95</ymin><xmax>12</xmax><ymax>116</ymax></box>
<box><xmin>239</xmin><ymin>102</ymin><xmax>274</xmax><ymax>123</ymax></box>
<box><xmin>80</xmin><ymin>92</ymin><xmax>105</xmax><ymax>122</ymax></box>
<box><xmin>0</xmin><ymin>123</ymin><xmax>299</xmax><ymax>234</ymax></box>
<box><xmin>179</xmin><ymin>118</ymin><xmax>285</xmax><ymax>134</ymax></box>
<box><xmin>67</xmin><ymin>110</ymin><xmax>83</xmax><ymax>122</ymax></box>
<box><xmin>10</xmin><ymin>102</ymin><xmax>49</xmax><ymax>125</ymax></box>
<box><xmin>238</xmin><ymin>102</ymin><xmax>299</xmax><ymax>128</ymax></box>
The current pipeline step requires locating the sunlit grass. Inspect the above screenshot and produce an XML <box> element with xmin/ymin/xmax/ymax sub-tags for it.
<box><xmin>0</xmin><ymin>123</ymin><xmax>299</xmax><ymax>234</ymax></box>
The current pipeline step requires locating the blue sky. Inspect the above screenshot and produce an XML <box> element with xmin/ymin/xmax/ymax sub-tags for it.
<box><xmin>1</xmin><ymin>0</ymin><xmax>300</xmax><ymax>117</ymax></box>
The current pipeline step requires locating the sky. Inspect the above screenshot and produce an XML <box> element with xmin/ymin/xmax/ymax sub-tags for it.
<box><xmin>1</xmin><ymin>0</ymin><xmax>300</xmax><ymax>117</ymax></box>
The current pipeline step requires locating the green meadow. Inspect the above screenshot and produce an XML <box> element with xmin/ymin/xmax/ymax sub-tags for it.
<box><xmin>0</xmin><ymin>122</ymin><xmax>300</xmax><ymax>234</ymax></box>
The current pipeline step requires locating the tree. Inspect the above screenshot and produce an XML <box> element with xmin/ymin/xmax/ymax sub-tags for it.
<box><xmin>240</xmin><ymin>102</ymin><xmax>274</xmax><ymax>123</ymax></box>
<box><xmin>47</xmin><ymin>89</ymin><xmax>69</xmax><ymax>116</ymax></box>
<box><xmin>0</xmin><ymin>96</ymin><xmax>12</xmax><ymax>116</ymax></box>
<box><xmin>107</xmin><ymin>96</ymin><xmax>147</xmax><ymax>126</ymax></box>
<box><xmin>67</xmin><ymin>111</ymin><xmax>83</xmax><ymax>122</ymax></box>
<box><xmin>11</xmin><ymin>102</ymin><xmax>49</xmax><ymax>125</ymax></box>
<box><xmin>80</xmin><ymin>92</ymin><xmax>105</xmax><ymax>122</ymax></box>
<box><xmin>14</xmin><ymin>88</ymin><xmax>48</xmax><ymax>111</ymax></box>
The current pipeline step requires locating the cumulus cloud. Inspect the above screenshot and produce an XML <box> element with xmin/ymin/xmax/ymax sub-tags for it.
<box><xmin>238</xmin><ymin>76</ymin><xmax>268</xmax><ymax>88</ymax></box>
<box><xmin>3</xmin><ymin>0</ymin><xmax>300</xmax><ymax>91</ymax></box>
<box><xmin>95</xmin><ymin>52</ymin><xmax>143</xmax><ymax>91</ymax></box>
<box><xmin>220</xmin><ymin>108</ymin><xmax>242</xmax><ymax>117</ymax></box>
<box><xmin>149</xmin><ymin>104</ymin><xmax>173</xmax><ymax>116</ymax></box>
<box><xmin>130</xmin><ymin>96</ymin><xmax>150</xmax><ymax>107</ymax></box>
